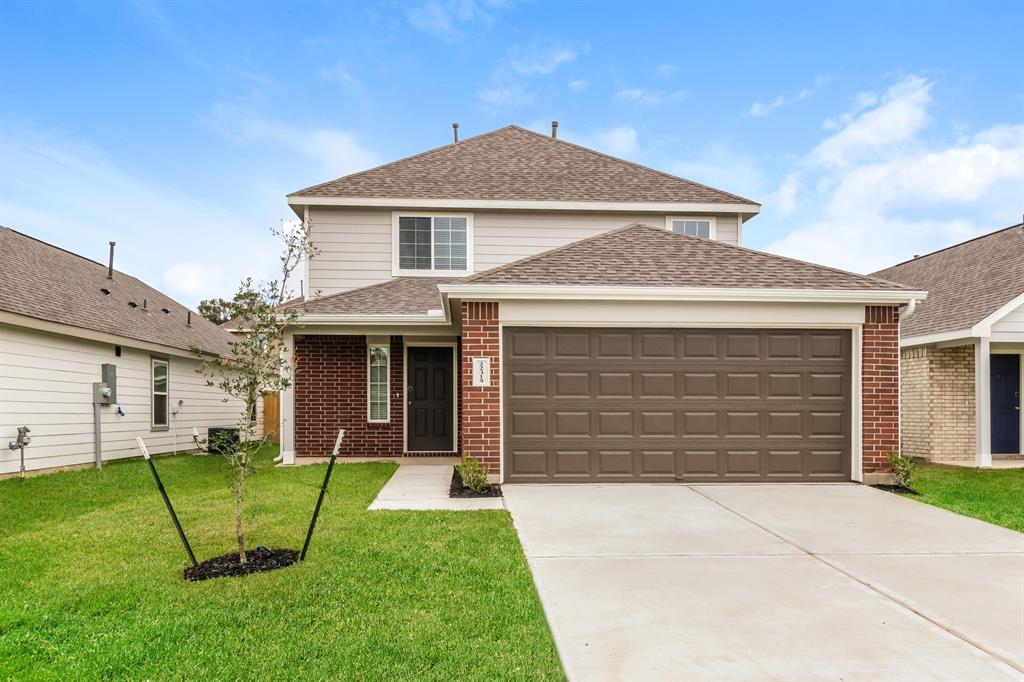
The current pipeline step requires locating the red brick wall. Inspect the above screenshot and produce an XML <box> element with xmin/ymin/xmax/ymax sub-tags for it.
<box><xmin>461</xmin><ymin>302</ymin><xmax>501</xmax><ymax>474</ymax></box>
<box><xmin>862</xmin><ymin>306</ymin><xmax>900</xmax><ymax>473</ymax></box>
<box><xmin>293</xmin><ymin>335</ymin><xmax>404</xmax><ymax>458</ymax></box>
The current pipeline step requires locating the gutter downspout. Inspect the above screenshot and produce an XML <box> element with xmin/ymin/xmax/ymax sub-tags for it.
<box><xmin>899</xmin><ymin>297</ymin><xmax>918</xmax><ymax>320</ymax></box>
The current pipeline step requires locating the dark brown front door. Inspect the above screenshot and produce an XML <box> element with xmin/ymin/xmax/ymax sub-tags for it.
<box><xmin>407</xmin><ymin>347</ymin><xmax>454</xmax><ymax>452</ymax></box>
<box><xmin>503</xmin><ymin>328</ymin><xmax>852</xmax><ymax>482</ymax></box>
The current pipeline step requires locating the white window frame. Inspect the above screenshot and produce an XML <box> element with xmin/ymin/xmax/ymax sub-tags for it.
<box><xmin>392</xmin><ymin>212</ymin><xmax>474</xmax><ymax>277</ymax></box>
<box><xmin>151</xmin><ymin>357</ymin><xmax>169</xmax><ymax>431</ymax></box>
<box><xmin>367</xmin><ymin>343</ymin><xmax>390</xmax><ymax>423</ymax></box>
<box><xmin>665</xmin><ymin>215</ymin><xmax>717</xmax><ymax>240</ymax></box>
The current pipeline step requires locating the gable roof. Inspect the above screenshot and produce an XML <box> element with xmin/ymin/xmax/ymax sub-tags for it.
<box><xmin>289</xmin><ymin>125</ymin><xmax>758</xmax><ymax>206</ymax></box>
<box><xmin>461</xmin><ymin>223</ymin><xmax>912</xmax><ymax>291</ymax></box>
<box><xmin>871</xmin><ymin>223</ymin><xmax>1024</xmax><ymax>339</ymax></box>
<box><xmin>0</xmin><ymin>227</ymin><xmax>235</xmax><ymax>356</ymax></box>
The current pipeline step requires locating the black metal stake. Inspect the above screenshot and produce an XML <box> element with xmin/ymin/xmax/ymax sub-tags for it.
<box><xmin>138</xmin><ymin>437</ymin><xmax>197</xmax><ymax>567</ymax></box>
<box><xmin>300</xmin><ymin>429</ymin><xmax>345</xmax><ymax>561</ymax></box>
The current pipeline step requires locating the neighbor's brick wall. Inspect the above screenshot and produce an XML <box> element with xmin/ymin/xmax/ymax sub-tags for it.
<box><xmin>294</xmin><ymin>335</ymin><xmax>404</xmax><ymax>458</ymax></box>
<box><xmin>461</xmin><ymin>302</ymin><xmax>501</xmax><ymax>474</ymax></box>
<box><xmin>862</xmin><ymin>306</ymin><xmax>900</xmax><ymax>473</ymax></box>
<box><xmin>900</xmin><ymin>345</ymin><xmax>975</xmax><ymax>462</ymax></box>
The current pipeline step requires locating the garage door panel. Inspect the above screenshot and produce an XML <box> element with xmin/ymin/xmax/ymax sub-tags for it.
<box><xmin>503</xmin><ymin>328</ymin><xmax>851</xmax><ymax>482</ymax></box>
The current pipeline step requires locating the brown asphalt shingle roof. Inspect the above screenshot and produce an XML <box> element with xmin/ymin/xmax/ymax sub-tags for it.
<box><xmin>289</xmin><ymin>125</ymin><xmax>759</xmax><ymax>206</ymax></box>
<box><xmin>462</xmin><ymin>224</ymin><xmax>913</xmax><ymax>290</ymax></box>
<box><xmin>292</xmin><ymin>277</ymin><xmax>458</xmax><ymax>316</ymax></box>
<box><xmin>870</xmin><ymin>223</ymin><xmax>1024</xmax><ymax>338</ymax></box>
<box><xmin>0</xmin><ymin>227</ymin><xmax>235</xmax><ymax>356</ymax></box>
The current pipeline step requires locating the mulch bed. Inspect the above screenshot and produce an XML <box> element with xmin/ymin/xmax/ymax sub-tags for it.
<box><xmin>871</xmin><ymin>483</ymin><xmax>920</xmax><ymax>496</ymax></box>
<box><xmin>450</xmin><ymin>467</ymin><xmax>503</xmax><ymax>498</ymax></box>
<box><xmin>183</xmin><ymin>546</ymin><xmax>298</xmax><ymax>581</ymax></box>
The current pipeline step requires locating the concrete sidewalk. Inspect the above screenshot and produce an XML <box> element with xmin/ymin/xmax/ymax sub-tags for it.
<box><xmin>506</xmin><ymin>484</ymin><xmax>1024</xmax><ymax>682</ymax></box>
<box><xmin>367</xmin><ymin>458</ymin><xmax>505</xmax><ymax>511</ymax></box>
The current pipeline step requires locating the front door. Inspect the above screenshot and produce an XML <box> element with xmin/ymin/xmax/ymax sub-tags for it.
<box><xmin>991</xmin><ymin>354</ymin><xmax>1021</xmax><ymax>454</ymax></box>
<box><xmin>407</xmin><ymin>347</ymin><xmax>455</xmax><ymax>452</ymax></box>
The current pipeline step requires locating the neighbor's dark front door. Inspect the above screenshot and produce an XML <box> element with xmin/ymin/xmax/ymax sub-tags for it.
<box><xmin>407</xmin><ymin>347</ymin><xmax>454</xmax><ymax>452</ymax></box>
<box><xmin>991</xmin><ymin>354</ymin><xmax>1021</xmax><ymax>454</ymax></box>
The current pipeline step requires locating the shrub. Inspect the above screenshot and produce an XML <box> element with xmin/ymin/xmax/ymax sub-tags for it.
<box><xmin>457</xmin><ymin>453</ymin><xmax>490</xmax><ymax>494</ymax></box>
<box><xmin>889</xmin><ymin>451</ymin><xmax>916</xmax><ymax>488</ymax></box>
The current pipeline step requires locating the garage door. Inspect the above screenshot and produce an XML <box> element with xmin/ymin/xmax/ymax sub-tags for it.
<box><xmin>503</xmin><ymin>328</ymin><xmax>851</xmax><ymax>482</ymax></box>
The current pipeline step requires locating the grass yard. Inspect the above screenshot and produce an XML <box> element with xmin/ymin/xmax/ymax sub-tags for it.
<box><xmin>903</xmin><ymin>463</ymin><xmax>1024</xmax><ymax>533</ymax></box>
<box><xmin>0</xmin><ymin>448</ymin><xmax>563</xmax><ymax>680</ymax></box>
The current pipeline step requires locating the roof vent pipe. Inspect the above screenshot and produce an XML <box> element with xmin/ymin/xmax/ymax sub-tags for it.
<box><xmin>107</xmin><ymin>241</ymin><xmax>116</xmax><ymax>279</ymax></box>
<box><xmin>187</xmin><ymin>310</ymin><xmax>192</xmax><ymax>327</ymax></box>
<box><xmin>551</xmin><ymin>120</ymin><xmax>558</xmax><ymax>138</ymax></box>
<box><xmin>452</xmin><ymin>123</ymin><xmax>459</xmax><ymax>143</ymax></box>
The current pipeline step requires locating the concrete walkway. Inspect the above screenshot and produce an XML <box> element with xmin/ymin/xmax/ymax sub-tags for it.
<box><xmin>367</xmin><ymin>457</ymin><xmax>505</xmax><ymax>510</ymax></box>
<box><xmin>505</xmin><ymin>483</ymin><xmax>1024</xmax><ymax>682</ymax></box>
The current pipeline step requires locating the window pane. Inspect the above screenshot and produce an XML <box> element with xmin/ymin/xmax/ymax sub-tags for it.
<box><xmin>153</xmin><ymin>362</ymin><xmax>167</xmax><ymax>393</ymax></box>
<box><xmin>695</xmin><ymin>221</ymin><xmax>710</xmax><ymax>238</ymax></box>
<box><xmin>153</xmin><ymin>394</ymin><xmax>168</xmax><ymax>426</ymax></box>
<box><xmin>369</xmin><ymin>347</ymin><xmax>389</xmax><ymax>421</ymax></box>
<box><xmin>399</xmin><ymin>217</ymin><xmax>432</xmax><ymax>270</ymax></box>
<box><xmin>434</xmin><ymin>216</ymin><xmax>467</xmax><ymax>270</ymax></box>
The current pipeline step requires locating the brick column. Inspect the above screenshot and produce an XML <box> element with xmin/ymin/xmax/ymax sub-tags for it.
<box><xmin>460</xmin><ymin>302</ymin><xmax>500</xmax><ymax>474</ymax></box>
<box><xmin>862</xmin><ymin>306</ymin><xmax>900</xmax><ymax>473</ymax></box>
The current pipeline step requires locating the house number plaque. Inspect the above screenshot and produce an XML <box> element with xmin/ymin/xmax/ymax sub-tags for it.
<box><xmin>472</xmin><ymin>357</ymin><xmax>492</xmax><ymax>387</ymax></box>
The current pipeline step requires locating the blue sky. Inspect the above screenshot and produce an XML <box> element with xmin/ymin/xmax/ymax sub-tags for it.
<box><xmin>2</xmin><ymin>0</ymin><xmax>1021</xmax><ymax>306</ymax></box>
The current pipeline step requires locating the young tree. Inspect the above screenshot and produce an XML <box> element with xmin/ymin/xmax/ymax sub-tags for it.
<box><xmin>197</xmin><ymin>297</ymin><xmax>234</xmax><ymax>325</ymax></box>
<box><xmin>193</xmin><ymin>221</ymin><xmax>317</xmax><ymax>565</ymax></box>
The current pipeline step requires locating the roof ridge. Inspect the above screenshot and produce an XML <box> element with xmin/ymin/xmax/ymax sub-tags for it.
<box><xmin>505</xmin><ymin>126</ymin><xmax>760</xmax><ymax>206</ymax></box>
<box><xmin>460</xmin><ymin>223</ymin><xmax>649</xmax><ymax>283</ymax></box>
<box><xmin>870</xmin><ymin>222</ymin><xmax>1024</xmax><ymax>274</ymax></box>
<box><xmin>288</xmin><ymin>126</ymin><xmax>519</xmax><ymax>198</ymax></box>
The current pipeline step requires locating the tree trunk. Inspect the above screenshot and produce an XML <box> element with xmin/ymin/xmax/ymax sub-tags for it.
<box><xmin>236</xmin><ymin>461</ymin><xmax>247</xmax><ymax>565</ymax></box>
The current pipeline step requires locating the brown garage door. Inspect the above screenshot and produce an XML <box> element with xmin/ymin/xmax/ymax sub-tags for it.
<box><xmin>503</xmin><ymin>328</ymin><xmax>851</xmax><ymax>482</ymax></box>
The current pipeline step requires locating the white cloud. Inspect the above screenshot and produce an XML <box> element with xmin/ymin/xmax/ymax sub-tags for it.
<box><xmin>614</xmin><ymin>88</ymin><xmax>687</xmax><ymax>107</ymax></box>
<box><xmin>405</xmin><ymin>0</ymin><xmax>508</xmax><ymax>41</ymax></box>
<box><xmin>163</xmin><ymin>262</ymin><xmax>228</xmax><ymax>300</ymax></box>
<box><xmin>763</xmin><ymin>76</ymin><xmax>1023</xmax><ymax>274</ymax></box>
<box><xmin>201</xmin><ymin>102</ymin><xmax>379</xmax><ymax>177</ymax></box>
<box><xmin>810</xmin><ymin>75</ymin><xmax>931</xmax><ymax>167</ymax></box>
<box><xmin>506</xmin><ymin>42</ymin><xmax>577</xmax><ymax>76</ymax></box>
<box><xmin>476</xmin><ymin>39</ymin><xmax>581</xmax><ymax>110</ymax></box>
<box><xmin>568</xmin><ymin>78</ymin><xmax>590</xmax><ymax>92</ymax></box>
<box><xmin>775</xmin><ymin>173</ymin><xmax>801</xmax><ymax>215</ymax></box>
<box><xmin>319</xmin><ymin>62</ymin><xmax>356</xmax><ymax>86</ymax></box>
<box><xmin>747</xmin><ymin>74</ymin><xmax>832</xmax><ymax>117</ymax></box>
<box><xmin>655</xmin><ymin>64</ymin><xmax>677</xmax><ymax>79</ymax></box>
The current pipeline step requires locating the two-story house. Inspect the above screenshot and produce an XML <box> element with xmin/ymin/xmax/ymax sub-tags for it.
<box><xmin>279</xmin><ymin>124</ymin><xmax>924</xmax><ymax>483</ymax></box>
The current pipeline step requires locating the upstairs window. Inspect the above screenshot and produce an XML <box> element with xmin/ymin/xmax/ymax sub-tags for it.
<box><xmin>394</xmin><ymin>214</ymin><xmax>472</xmax><ymax>275</ymax></box>
<box><xmin>668</xmin><ymin>217</ymin><xmax>715</xmax><ymax>239</ymax></box>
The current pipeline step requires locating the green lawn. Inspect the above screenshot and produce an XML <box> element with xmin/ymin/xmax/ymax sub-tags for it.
<box><xmin>0</xmin><ymin>448</ymin><xmax>563</xmax><ymax>680</ymax></box>
<box><xmin>903</xmin><ymin>463</ymin><xmax>1024</xmax><ymax>532</ymax></box>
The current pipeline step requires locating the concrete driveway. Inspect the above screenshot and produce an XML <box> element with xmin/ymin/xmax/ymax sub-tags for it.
<box><xmin>504</xmin><ymin>484</ymin><xmax>1024</xmax><ymax>681</ymax></box>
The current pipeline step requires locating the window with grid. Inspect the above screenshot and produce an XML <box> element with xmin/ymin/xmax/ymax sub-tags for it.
<box><xmin>368</xmin><ymin>345</ymin><xmax>390</xmax><ymax>422</ymax></box>
<box><xmin>398</xmin><ymin>216</ymin><xmax>468</xmax><ymax>271</ymax></box>
<box><xmin>670</xmin><ymin>219</ymin><xmax>713</xmax><ymax>239</ymax></box>
<box><xmin>152</xmin><ymin>358</ymin><xmax>169</xmax><ymax>428</ymax></box>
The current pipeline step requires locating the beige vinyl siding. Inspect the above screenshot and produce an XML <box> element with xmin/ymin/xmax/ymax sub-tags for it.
<box><xmin>991</xmin><ymin>299</ymin><xmax>1024</xmax><ymax>339</ymax></box>
<box><xmin>307</xmin><ymin>206</ymin><xmax>743</xmax><ymax>296</ymax></box>
<box><xmin>0</xmin><ymin>324</ymin><xmax>247</xmax><ymax>475</ymax></box>
<box><xmin>307</xmin><ymin>207</ymin><xmax>392</xmax><ymax>295</ymax></box>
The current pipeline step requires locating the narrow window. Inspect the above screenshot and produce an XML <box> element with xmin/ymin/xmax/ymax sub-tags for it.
<box><xmin>152</xmin><ymin>358</ymin><xmax>169</xmax><ymax>428</ymax></box>
<box><xmin>670</xmin><ymin>218</ymin><xmax>713</xmax><ymax>239</ymax></box>
<box><xmin>368</xmin><ymin>345</ymin><xmax>390</xmax><ymax>422</ymax></box>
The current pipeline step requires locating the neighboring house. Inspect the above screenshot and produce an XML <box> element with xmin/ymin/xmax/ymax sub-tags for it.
<box><xmin>280</xmin><ymin>124</ymin><xmax>924</xmax><ymax>483</ymax></box>
<box><xmin>0</xmin><ymin>227</ymin><xmax>248</xmax><ymax>475</ymax></box>
<box><xmin>872</xmin><ymin>224</ymin><xmax>1024</xmax><ymax>466</ymax></box>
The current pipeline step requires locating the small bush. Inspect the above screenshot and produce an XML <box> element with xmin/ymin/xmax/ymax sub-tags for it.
<box><xmin>889</xmin><ymin>451</ymin><xmax>916</xmax><ymax>488</ymax></box>
<box><xmin>457</xmin><ymin>453</ymin><xmax>490</xmax><ymax>494</ymax></box>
